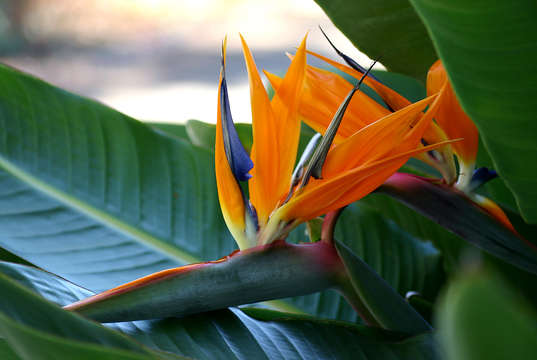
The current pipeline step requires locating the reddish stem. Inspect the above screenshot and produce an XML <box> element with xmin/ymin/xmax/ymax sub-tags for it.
<box><xmin>321</xmin><ymin>207</ymin><xmax>345</xmax><ymax>244</ymax></box>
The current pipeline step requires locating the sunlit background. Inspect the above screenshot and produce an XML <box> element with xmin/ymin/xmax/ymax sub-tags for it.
<box><xmin>0</xmin><ymin>0</ymin><xmax>379</xmax><ymax>123</ymax></box>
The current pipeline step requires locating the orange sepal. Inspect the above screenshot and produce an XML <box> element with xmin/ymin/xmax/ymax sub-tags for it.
<box><xmin>306</xmin><ymin>50</ymin><xmax>412</xmax><ymax>111</ymax></box>
<box><xmin>216</xmin><ymin>70</ymin><xmax>248</xmax><ymax>248</ymax></box>
<box><xmin>473</xmin><ymin>194</ymin><xmax>517</xmax><ymax>234</ymax></box>
<box><xmin>258</xmin><ymin>35</ymin><xmax>307</xmax><ymax>208</ymax></box>
<box><xmin>277</xmin><ymin>140</ymin><xmax>458</xmax><ymax>222</ymax></box>
<box><xmin>427</xmin><ymin>60</ymin><xmax>478</xmax><ymax>165</ymax></box>
<box><xmin>241</xmin><ymin>35</ymin><xmax>279</xmax><ymax>226</ymax></box>
<box><xmin>267</xmin><ymin>62</ymin><xmax>391</xmax><ymax>143</ymax></box>
<box><xmin>322</xmin><ymin>95</ymin><xmax>437</xmax><ymax>178</ymax></box>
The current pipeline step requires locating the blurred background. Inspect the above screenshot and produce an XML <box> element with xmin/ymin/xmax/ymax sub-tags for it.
<box><xmin>0</xmin><ymin>0</ymin><xmax>378</xmax><ymax>123</ymax></box>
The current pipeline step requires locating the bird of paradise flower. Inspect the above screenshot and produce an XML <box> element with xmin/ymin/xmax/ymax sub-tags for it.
<box><xmin>216</xmin><ymin>34</ymin><xmax>455</xmax><ymax>250</ymax></box>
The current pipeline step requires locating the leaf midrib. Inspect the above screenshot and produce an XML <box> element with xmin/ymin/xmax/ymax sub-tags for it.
<box><xmin>0</xmin><ymin>154</ymin><xmax>199</xmax><ymax>264</ymax></box>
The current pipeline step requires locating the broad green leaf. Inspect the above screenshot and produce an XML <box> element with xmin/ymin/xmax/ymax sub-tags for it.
<box><xmin>372</xmin><ymin>71</ymin><xmax>426</xmax><ymax>102</ymax></box>
<box><xmin>314</xmin><ymin>0</ymin><xmax>437</xmax><ymax>79</ymax></box>
<box><xmin>0</xmin><ymin>316</ymin><xmax>167</xmax><ymax>360</ymax></box>
<box><xmin>0</xmin><ymin>338</ymin><xmax>20</xmax><ymax>360</ymax></box>
<box><xmin>336</xmin><ymin>204</ymin><xmax>444</xmax><ymax>302</ymax></box>
<box><xmin>360</xmin><ymin>193</ymin><xmax>466</xmax><ymax>273</ymax></box>
<box><xmin>475</xmin><ymin>138</ymin><xmax>537</xmax><ymax>243</ymax></box>
<box><xmin>0</xmin><ymin>262</ymin><xmax>441</xmax><ymax>360</ymax></box>
<box><xmin>475</xmin><ymin>139</ymin><xmax>518</xmax><ymax>213</ymax></box>
<box><xmin>150</xmin><ymin>123</ymin><xmax>189</xmax><ymax>142</ymax></box>
<box><xmin>361</xmin><ymin>192</ymin><xmax>537</xmax><ymax>311</ymax></box>
<box><xmin>409</xmin><ymin>0</ymin><xmax>537</xmax><ymax>223</ymax></box>
<box><xmin>185</xmin><ymin>120</ymin><xmax>253</xmax><ymax>152</ymax></box>
<box><xmin>0</xmin><ymin>271</ymin><xmax>176</xmax><ymax>360</ymax></box>
<box><xmin>335</xmin><ymin>241</ymin><xmax>432</xmax><ymax>334</ymax></box>
<box><xmin>0</xmin><ymin>64</ymin><xmax>237</xmax><ymax>293</ymax></box>
<box><xmin>283</xmin><ymin>203</ymin><xmax>445</xmax><ymax>324</ymax></box>
<box><xmin>437</xmin><ymin>271</ymin><xmax>537</xmax><ymax>360</ymax></box>
<box><xmin>179</xmin><ymin>120</ymin><xmax>316</xmax><ymax>157</ymax></box>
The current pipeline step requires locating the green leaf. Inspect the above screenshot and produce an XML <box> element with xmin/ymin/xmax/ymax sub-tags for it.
<box><xmin>0</xmin><ymin>64</ymin><xmax>237</xmax><ymax>293</ymax></box>
<box><xmin>282</xmin><ymin>202</ymin><xmax>445</xmax><ymax>324</ymax></box>
<box><xmin>0</xmin><ymin>338</ymin><xmax>20</xmax><ymax>360</ymax></box>
<box><xmin>475</xmin><ymin>139</ymin><xmax>519</xmax><ymax>213</ymax></box>
<box><xmin>314</xmin><ymin>0</ymin><xmax>437</xmax><ymax>80</ymax></box>
<box><xmin>372</xmin><ymin>70</ymin><xmax>426</xmax><ymax>103</ymax></box>
<box><xmin>336</xmin><ymin>204</ymin><xmax>445</xmax><ymax>301</ymax></box>
<box><xmin>335</xmin><ymin>241</ymin><xmax>432</xmax><ymax>334</ymax></box>
<box><xmin>437</xmin><ymin>271</ymin><xmax>537</xmax><ymax>360</ymax></box>
<box><xmin>360</xmin><ymin>193</ymin><xmax>466</xmax><ymax>274</ymax></box>
<box><xmin>408</xmin><ymin>0</ymin><xmax>537</xmax><ymax>223</ymax></box>
<box><xmin>0</xmin><ymin>261</ymin><xmax>440</xmax><ymax>360</ymax></box>
<box><xmin>180</xmin><ymin>120</ymin><xmax>316</xmax><ymax>157</ymax></box>
<box><xmin>185</xmin><ymin>119</ymin><xmax>253</xmax><ymax>152</ymax></box>
<box><xmin>150</xmin><ymin>123</ymin><xmax>189</xmax><ymax>142</ymax></box>
<box><xmin>361</xmin><ymin>191</ymin><xmax>537</xmax><ymax>313</ymax></box>
<box><xmin>0</xmin><ymin>270</ymin><xmax>176</xmax><ymax>360</ymax></box>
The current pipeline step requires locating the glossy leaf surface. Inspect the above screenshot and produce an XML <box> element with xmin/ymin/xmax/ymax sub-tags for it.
<box><xmin>336</xmin><ymin>241</ymin><xmax>432</xmax><ymax>334</ymax></box>
<box><xmin>314</xmin><ymin>0</ymin><xmax>437</xmax><ymax>79</ymax></box>
<box><xmin>409</xmin><ymin>0</ymin><xmax>537</xmax><ymax>223</ymax></box>
<box><xmin>0</xmin><ymin>64</ymin><xmax>236</xmax><ymax>292</ymax></box>
<box><xmin>0</xmin><ymin>262</ymin><xmax>440</xmax><ymax>360</ymax></box>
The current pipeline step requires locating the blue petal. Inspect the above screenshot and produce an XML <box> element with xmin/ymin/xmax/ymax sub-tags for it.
<box><xmin>220</xmin><ymin>73</ymin><xmax>254</xmax><ymax>182</ymax></box>
<box><xmin>469</xmin><ymin>167</ymin><xmax>498</xmax><ymax>191</ymax></box>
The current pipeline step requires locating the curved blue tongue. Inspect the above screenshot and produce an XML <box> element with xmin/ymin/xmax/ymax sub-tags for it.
<box><xmin>219</xmin><ymin>55</ymin><xmax>253</xmax><ymax>182</ymax></box>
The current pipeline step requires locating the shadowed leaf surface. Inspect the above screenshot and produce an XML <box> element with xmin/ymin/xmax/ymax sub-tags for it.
<box><xmin>0</xmin><ymin>262</ymin><xmax>440</xmax><ymax>360</ymax></box>
<box><xmin>437</xmin><ymin>271</ymin><xmax>537</xmax><ymax>360</ymax></box>
<box><xmin>409</xmin><ymin>0</ymin><xmax>537</xmax><ymax>223</ymax></box>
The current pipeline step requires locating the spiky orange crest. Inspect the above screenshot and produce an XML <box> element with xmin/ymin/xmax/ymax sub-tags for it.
<box><xmin>216</xmin><ymin>36</ymin><xmax>471</xmax><ymax>247</ymax></box>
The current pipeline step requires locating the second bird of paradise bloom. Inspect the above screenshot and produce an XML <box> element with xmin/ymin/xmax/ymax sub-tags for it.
<box><xmin>216</xmin><ymin>35</ymin><xmax>456</xmax><ymax>250</ymax></box>
<box><xmin>264</xmin><ymin>31</ymin><xmax>514</xmax><ymax>233</ymax></box>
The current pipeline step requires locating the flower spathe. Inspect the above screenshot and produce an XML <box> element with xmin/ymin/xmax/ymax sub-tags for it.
<box><xmin>427</xmin><ymin>60</ymin><xmax>479</xmax><ymax>189</ymax></box>
<box><xmin>216</xmin><ymin>36</ymin><xmax>455</xmax><ymax>249</ymax></box>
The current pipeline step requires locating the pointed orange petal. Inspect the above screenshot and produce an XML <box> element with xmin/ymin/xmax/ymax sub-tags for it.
<box><xmin>278</xmin><ymin>140</ymin><xmax>458</xmax><ymax>222</ymax></box>
<box><xmin>306</xmin><ymin>50</ymin><xmax>412</xmax><ymax>111</ymax></box>
<box><xmin>322</xmin><ymin>95</ymin><xmax>437</xmax><ymax>178</ymax></box>
<box><xmin>301</xmin><ymin>65</ymin><xmax>390</xmax><ymax>140</ymax></box>
<box><xmin>216</xmin><ymin>69</ymin><xmax>248</xmax><ymax>248</ymax></box>
<box><xmin>240</xmin><ymin>35</ymin><xmax>279</xmax><ymax>226</ymax></box>
<box><xmin>473</xmin><ymin>194</ymin><xmax>516</xmax><ymax>234</ymax></box>
<box><xmin>268</xmin><ymin>62</ymin><xmax>391</xmax><ymax>143</ymax></box>
<box><xmin>427</xmin><ymin>60</ymin><xmax>478</xmax><ymax>165</ymax></box>
<box><xmin>266</xmin><ymin>35</ymin><xmax>308</xmax><ymax>203</ymax></box>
